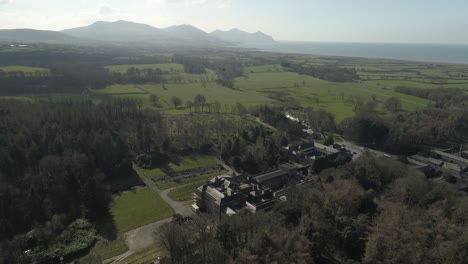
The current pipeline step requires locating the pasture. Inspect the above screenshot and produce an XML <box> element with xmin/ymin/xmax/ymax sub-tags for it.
<box><xmin>0</xmin><ymin>65</ymin><xmax>50</xmax><ymax>75</ymax></box>
<box><xmin>105</xmin><ymin>63</ymin><xmax>184</xmax><ymax>73</ymax></box>
<box><xmin>2</xmin><ymin>53</ymin><xmax>468</xmax><ymax>122</ymax></box>
<box><xmin>232</xmin><ymin>69</ymin><xmax>430</xmax><ymax>121</ymax></box>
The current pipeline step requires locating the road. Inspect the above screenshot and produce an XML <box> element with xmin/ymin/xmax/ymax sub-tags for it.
<box><xmin>246</xmin><ymin>114</ymin><xmax>277</xmax><ymax>131</ymax></box>
<box><xmin>339</xmin><ymin>138</ymin><xmax>392</xmax><ymax>160</ymax></box>
<box><xmin>253</xmin><ymin>111</ymin><xmax>394</xmax><ymax>161</ymax></box>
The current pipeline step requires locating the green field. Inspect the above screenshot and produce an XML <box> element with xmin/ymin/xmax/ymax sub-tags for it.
<box><xmin>82</xmin><ymin>187</ymin><xmax>174</xmax><ymax>261</ymax></box>
<box><xmin>243</xmin><ymin>64</ymin><xmax>284</xmax><ymax>74</ymax></box>
<box><xmin>232</xmin><ymin>70</ymin><xmax>429</xmax><ymax>121</ymax></box>
<box><xmin>105</xmin><ymin>63</ymin><xmax>184</xmax><ymax>73</ymax></box>
<box><xmin>134</xmin><ymin>155</ymin><xmax>219</xmax><ymax>181</ymax></box>
<box><xmin>93</xmin><ymin>84</ymin><xmax>147</xmax><ymax>95</ymax></box>
<box><xmin>0</xmin><ymin>65</ymin><xmax>50</xmax><ymax>74</ymax></box>
<box><xmin>2</xmin><ymin>54</ymin><xmax>468</xmax><ymax>122</ymax></box>
<box><xmin>168</xmin><ymin>181</ymin><xmax>205</xmax><ymax>201</ymax></box>
<box><xmin>111</xmin><ymin>187</ymin><xmax>175</xmax><ymax>233</ymax></box>
<box><xmin>235</xmin><ymin>72</ymin><xmax>320</xmax><ymax>90</ymax></box>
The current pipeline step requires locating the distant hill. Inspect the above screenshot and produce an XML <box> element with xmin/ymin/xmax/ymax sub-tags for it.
<box><xmin>0</xmin><ymin>21</ymin><xmax>275</xmax><ymax>46</ymax></box>
<box><xmin>210</xmin><ymin>28</ymin><xmax>275</xmax><ymax>43</ymax></box>
<box><xmin>62</xmin><ymin>20</ymin><xmax>170</xmax><ymax>43</ymax></box>
<box><xmin>0</xmin><ymin>29</ymin><xmax>82</xmax><ymax>44</ymax></box>
<box><xmin>163</xmin><ymin>25</ymin><xmax>229</xmax><ymax>46</ymax></box>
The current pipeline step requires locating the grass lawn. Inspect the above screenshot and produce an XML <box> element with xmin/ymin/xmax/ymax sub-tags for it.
<box><xmin>93</xmin><ymin>84</ymin><xmax>147</xmax><ymax>94</ymax></box>
<box><xmin>243</xmin><ymin>64</ymin><xmax>284</xmax><ymax>74</ymax></box>
<box><xmin>79</xmin><ymin>214</ymin><xmax>128</xmax><ymax>261</ymax></box>
<box><xmin>168</xmin><ymin>181</ymin><xmax>206</xmax><ymax>201</ymax></box>
<box><xmin>111</xmin><ymin>187</ymin><xmax>175</xmax><ymax>233</ymax></box>
<box><xmin>0</xmin><ymin>95</ymin><xmax>34</xmax><ymax>102</ymax></box>
<box><xmin>158</xmin><ymin>170</ymin><xmax>228</xmax><ymax>190</ymax></box>
<box><xmin>105</xmin><ymin>63</ymin><xmax>184</xmax><ymax>73</ymax></box>
<box><xmin>234</xmin><ymin>72</ymin><xmax>324</xmax><ymax>91</ymax></box>
<box><xmin>81</xmin><ymin>187</ymin><xmax>174</xmax><ymax>261</ymax></box>
<box><xmin>282</xmin><ymin>81</ymin><xmax>429</xmax><ymax>122</ymax></box>
<box><xmin>120</xmin><ymin>246</ymin><xmax>163</xmax><ymax>264</ymax></box>
<box><xmin>365</xmin><ymin>79</ymin><xmax>467</xmax><ymax>89</ymax></box>
<box><xmin>139</xmin><ymin>82</ymin><xmax>273</xmax><ymax>110</ymax></box>
<box><xmin>86</xmin><ymin>235</ymin><xmax>128</xmax><ymax>261</ymax></box>
<box><xmin>0</xmin><ymin>65</ymin><xmax>50</xmax><ymax>74</ymax></box>
<box><xmin>134</xmin><ymin>155</ymin><xmax>219</xmax><ymax>181</ymax></box>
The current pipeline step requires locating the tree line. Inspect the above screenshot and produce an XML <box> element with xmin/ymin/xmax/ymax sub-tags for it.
<box><xmin>340</xmin><ymin>88</ymin><xmax>468</xmax><ymax>154</ymax></box>
<box><xmin>0</xmin><ymin>99</ymin><xmax>169</xmax><ymax>263</ymax></box>
<box><xmin>395</xmin><ymin>86</ymin><xmax>468</xmax><ymax>108</ymax></box>
<box><xmin>281</xmin><ymin>62</ymin><xmax>360</xmax><ymax>82</ymax></box>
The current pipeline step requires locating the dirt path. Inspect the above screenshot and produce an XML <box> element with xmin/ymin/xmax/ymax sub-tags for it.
<box><xmin>142</xmin><ymin>177</ymin><xmax>194</xmax><ymax>217</ymax></box>
<box><xmin>103</xmin><ymin>184</ymin><xmax>192</xmax><ymax>264</ymax></box>
<box><xmin>248</xmin><ymin>115</ymin><xmax>278</xmax><ymax>131</ymax></box>
<box><xmin>103</xmin><ymin>218</ymin><xmax>171</xmax><ymax>264</ymax></box>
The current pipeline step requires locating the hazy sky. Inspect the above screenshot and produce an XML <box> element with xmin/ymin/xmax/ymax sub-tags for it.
<box><xmin>1</xmin><ymin>0</ymin><xmax>467</xmax><ymax>44</ymax></box>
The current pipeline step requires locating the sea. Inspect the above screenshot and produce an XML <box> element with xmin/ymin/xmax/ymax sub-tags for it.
<box><xmin>236</xmin><ymin>42</ymin><xmax>468</xmax><ymax>65</ymax></box>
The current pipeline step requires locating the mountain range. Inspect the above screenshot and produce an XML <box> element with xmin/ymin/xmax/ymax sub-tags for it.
<box><xmin>0</xmin><ymin>20</ymin><xmax>275</xmax><ymax>47</ymax></box>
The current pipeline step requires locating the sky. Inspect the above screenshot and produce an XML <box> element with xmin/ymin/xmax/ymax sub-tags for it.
<box><xmin>0</xmin><ymin>0</ymin><xmax>467</xmax><ymax>44</ymax></box>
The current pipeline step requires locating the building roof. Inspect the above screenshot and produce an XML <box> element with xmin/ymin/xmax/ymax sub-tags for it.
<box><xmin>225</xmin><ymin>207</ymin><xmax>237</xmax><ymax>215</ymax></box>
<box><xmin>314</xmin><ymin>142</ymin><xmax>340</xmax><ymax>155</ymax></box>
<box><xmin>410</xmin><ymin>155</ymin><xmax>429</xmax><ymax>163</ymax></box>
<box><xmin>254</xmin><ymin>169</ymin><xmax>288</xmax><ymax>183</ymax></box>
<box><xmin>443</xmin><ymin>163</ymin><xmax>462</xmax><ymax>173</ymax></box>
<box><xmin>432</xmin><ymin>150</ymin><xmax>468</xmax><ymax>166</ymax></box>
<box><xmin>407</xmin><ymin>157</ymin><xmax>429</xmax><ymax>167</ymax></box>
<box><xmin>206</xmin><ymin>186</ymin><xmax>225</xmax><ymax>205</ymax></box>
<box><xmin>427</xmin><ymin>158</ymin><xmax>444</xmax><ymax>166</ymax></box>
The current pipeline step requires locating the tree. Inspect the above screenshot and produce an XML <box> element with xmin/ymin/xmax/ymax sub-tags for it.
<box><xmin>185</xmin><ymin>100</ymin><xmax>193</xmax><ymax>113</ymax></box>
<box><xmin>149</xmin><ymin>94</ymin><xmax>159</xmax><ymax>106</ymax></box>
<box><xmin>157</xmin><ymin>222</ymin><xmax>193</xmax><ymax>264</ymax></box>
<box><xmin>305</xmin><ymin>108</ymin><xmax>336</xmax><ymax>137</ymax></box>
<box><xmin>194</xmin><ymin>94</ymin><xmax>206</xmax><ymax>112</ymax></box>
<box><xmin>384</xmin><ymin>97</ymin><xmax>401</xmax><ymax>113</ymax></box>
<box><xmin>171</xmin><ymin>96</ymin><xmax>182</xmax><ymax>109</ymax></box>
<box><xmin>364</xmin><ymin>203</ymin><xmax>429</xmax><ymax>264</ymax></box>
<box><xmin>215</xmin><ymin>223</ymin><xmax>237</xmax><ymax>255</ymax></box>
<box><xmin>350</xmin><ymin>95</ymin><xmax>365</xmax><ymax>112</ymax></box>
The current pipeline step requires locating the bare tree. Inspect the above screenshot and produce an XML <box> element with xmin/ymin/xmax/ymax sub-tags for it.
<box><xmin>171</xmin><ymin>96</ymin><xmax>182</xmax><ymax>109</ymax></box>
<box><xmin>384</xmin><ymin>97</ymin><xmax>402</xmax><ymax>113</ymax></box>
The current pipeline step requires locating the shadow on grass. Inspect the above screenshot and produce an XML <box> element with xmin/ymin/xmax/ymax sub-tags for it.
<box><xmin>161</xmin><ymin>164</ymin><xmax>175</xmax><ymax>176</ymax></box>
<box><xmin>109</xmin><ymin>170</ymin><xmax>144</xmax><ymax>193</ymax></box>
<box><xmin>95</xmin><ymin>213</ymin><xmax>119</xmax><ymax>241</ymax></box>
<box><xmin>72</xmin><ymin>213</ymin><xmax>119</xmax><ymax>262</ymax></box>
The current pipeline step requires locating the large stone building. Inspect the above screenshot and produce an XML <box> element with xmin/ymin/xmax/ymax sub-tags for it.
<box><xmin>192</xmin><ymin>163</ymin><xmax>305</xmax><ymax>219</ymax></box>
<box><xmin>193</xmin><ymin>141</ymin><xmax>352</xmax><ymax>219</ymax></box>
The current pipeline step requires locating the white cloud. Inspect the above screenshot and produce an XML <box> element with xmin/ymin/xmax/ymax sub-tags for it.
<box><xmin>99</xmin><ymin>6</ymin><xmax>116</xmax><ymax>16</ymax></box>
<box><xmin>0</xmin><ymin>0</ymin><xmax>12</xmax><ymax>5</ymax></box>
<box><xmin>146</xmin><ymin>0</ymin><xmax>230</xmax><ymax>8</ymax></box>
<box><xmin>215</xmin><ymin>0</ymin><xmax>231</xmax><ymax>9</ymax></box>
